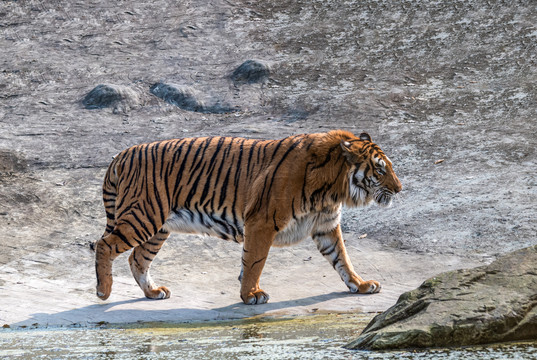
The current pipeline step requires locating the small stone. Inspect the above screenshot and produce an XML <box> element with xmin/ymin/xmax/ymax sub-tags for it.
<box><xmin>0</xmin><ymin>150</ymin><xmax>27</xmax><ymax>173</ymax></box>
<box><xmin>150</xmin><ymin>83</ymin><xmax>205</xmax><ymax>112</ymax></box>
<box><xmin>230</xmin><ymin>60</ymin><xmax>270</xmax><ymax>84</ymax></box>
<box><xmin>82</xmin><ymin>84</ymin><xmax>141</xmax><ymax>113</ymax></box>
<box><xmin>150</xmin><ymin>82</ymin><xmax>238</xmax><ymax>114</ymax></box>
<box><xmin>82</xmin><ymin>84</ymin><xmax>122</xmax><ymax>109</ymax></box>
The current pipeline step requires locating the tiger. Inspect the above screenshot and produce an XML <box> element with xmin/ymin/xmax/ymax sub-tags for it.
<box><xmin>94</xmin><ymin>130</ymin><xmax>402</xmax><ymax>305</ymax></box>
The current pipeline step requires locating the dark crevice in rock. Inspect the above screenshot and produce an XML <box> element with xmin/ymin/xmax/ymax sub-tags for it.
<box><xmin>362</xmin><ymin>299</ymin><xmax>431</xmax><ymax>334</ymax></box>
<box><xmin>459</xmin><ymin>272</ymin><xmax>487</xmax><ymax>287</ymax></box>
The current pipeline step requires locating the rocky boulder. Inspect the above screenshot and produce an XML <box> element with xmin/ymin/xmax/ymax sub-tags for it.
<box><xmin>230</xmin><ymin>60</ymin><xmax>270</xmax><ymax>84</ymax></box>
<box><xmin>346</xmin><ymin>245</ymin><xmax>537</xmax><ymax>350</ymax></box>
<box><xmin>82</xmin><ymin>84</ymin><xmax>142</xmax><ymax>113</ymax></box>
<box><xmin>149</xmin><ymin>82</ymin><xmax>238</xmax><ymax>114</ymax></box>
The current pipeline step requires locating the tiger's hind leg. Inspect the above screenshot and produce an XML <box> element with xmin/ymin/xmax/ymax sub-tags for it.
<box><xmin>95</xmin><ymin>219</ymin><xmax>155</xmax><ymax>300</ymax></box>
<box><xmin>128</xmin><ymin>229</ymin><xmax>171</xmax><ymax>299</ymax></box>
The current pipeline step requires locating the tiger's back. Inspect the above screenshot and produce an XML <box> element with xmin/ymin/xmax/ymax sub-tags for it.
<box><xmin>103</xmin><ymin>135</ymin><xmax>309</xmax><ymax>244</ymax></box>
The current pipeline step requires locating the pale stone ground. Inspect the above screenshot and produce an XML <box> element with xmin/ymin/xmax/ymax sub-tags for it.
<box><xmin>1</xmin><ymin>0</ymin><xmax>535</xmax><ymax>327</ymax></box>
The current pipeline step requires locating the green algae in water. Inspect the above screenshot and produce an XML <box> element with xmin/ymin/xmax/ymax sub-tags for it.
<box><xmin>1</xmin><ymin>314</ymin><xmax>536</xmax><ymax>359</ymax></box>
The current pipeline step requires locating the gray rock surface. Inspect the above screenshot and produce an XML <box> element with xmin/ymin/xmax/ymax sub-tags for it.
<box><xmin>346</xmin><ymin>245</ymin><xmax>537</xmax><ymax>350</ymax></box>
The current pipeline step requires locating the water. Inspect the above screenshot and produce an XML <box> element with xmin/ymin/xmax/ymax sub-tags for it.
<box><xmin>1</xmin><ymin>314</ymin><xmax>536</xmax><ymax>359</ymax></box>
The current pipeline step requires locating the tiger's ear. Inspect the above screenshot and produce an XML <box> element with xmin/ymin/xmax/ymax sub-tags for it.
<box><xmin>360</xmin><ymin>132</ymin><xmax>372</xmax><ymax>142</ymax></box>
<box><xmin>340</xmin><ymin>140</ymin><xmax>355</xmax><ymax>163</ymax></box>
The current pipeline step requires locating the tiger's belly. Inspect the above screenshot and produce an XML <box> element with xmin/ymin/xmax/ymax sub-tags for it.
<box><xmin>163</xmin><ymin>208</ymin><xmax>245</xmax><ymax>242</ymax></box>
<box><xmin>273</xmin><ymin>214</ymin><xmax>316</xmax><ymax>246</ymax></box>
<box><xmin>273</xmin><ymin>208</ymin><xmax>340</xmax><ymax>246</ymax></box>
<box><xmin>163</xmin><ymin>207</ymin><xmax>340</xmax><ymax>246</ymax></box>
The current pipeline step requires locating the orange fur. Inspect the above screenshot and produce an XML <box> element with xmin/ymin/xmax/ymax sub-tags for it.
<box><xmin>95</xmin><ymin>130</ymin><xmax>402</xmax><ymax>304</ymax></box>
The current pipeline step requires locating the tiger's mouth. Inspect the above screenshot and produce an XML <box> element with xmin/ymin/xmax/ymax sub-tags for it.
<box><xmin>374</xmin><ymin>188</ymin><xmax>394</xmax><ymax>207</ymax></box>
<box><xmin>351</xmin><ymin>176</ymin><xmax>394</xmax><ymax>207</ymax></box>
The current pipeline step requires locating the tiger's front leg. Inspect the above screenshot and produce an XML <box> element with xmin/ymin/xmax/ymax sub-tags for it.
<box><xmin>313</xmin><ymin>224</ymin><xmax>381</xmax><ymax>294</ymax></box>
<box><xmin>240</xmin><ymin>222</ymin><xmax>276</xmax><ymax>305</ymax></box>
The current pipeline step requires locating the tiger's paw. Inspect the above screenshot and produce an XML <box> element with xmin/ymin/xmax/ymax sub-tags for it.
<box><xmin>241</xmin><ymin>289</ymin><xmax>270</xmax><ymax>305</ymax></box>
<box><xmin>96</xmin><ymin>280</ymin><xmax>112</xmax><ymax>300</ymax></box>
<box><xmin>144</xmin><ymin>286</ymin><xmax>171</xmax><ymax>300</ymax></box>
<box><xmin>357</xmin><ymin>280</ymin><xmax>381</xmax><ymax>294</ymax></box>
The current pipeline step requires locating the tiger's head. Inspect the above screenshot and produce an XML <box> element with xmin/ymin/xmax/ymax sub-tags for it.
<box><xmin>340</xmin><ymin>132</ymin><xmax>402</xmax><ymax>207</ymax></box>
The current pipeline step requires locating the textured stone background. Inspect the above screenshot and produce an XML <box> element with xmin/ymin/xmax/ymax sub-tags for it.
<box><xmin>0</xmin><ymin>0</ymin><xmax>536</xmax><ymax>326</ymax></box>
